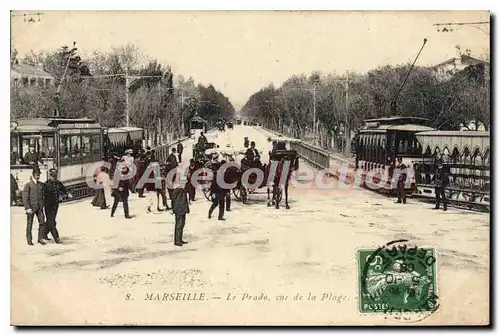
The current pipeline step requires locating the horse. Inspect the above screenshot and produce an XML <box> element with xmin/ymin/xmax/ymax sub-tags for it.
<box><xmin>267</xmin><ymin>154</ymin><xmax>299</xmax><ymax>210</ymax></box>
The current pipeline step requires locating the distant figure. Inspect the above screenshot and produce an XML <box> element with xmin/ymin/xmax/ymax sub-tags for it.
<box><xmin>23</xmin><ymin>146</ymin><xmax>43</xmax><ymax>166</ymax></box>
<box><xmin>167</xmin><ymin>148</ymin><xmax>178</xmax><ymax>167</ymax></box>
<box><xmin>198</xmin><ymin>132</ymin><xmax>208</xmax><ymax>148</ymax></box>
<box><xmin>186</xmin><ymin>159</ymin><xmax>197</xmax><ymax>202</ymax></box>
<box><xmin>208</xmin><ymin>160</ymin><xmax>225</xmax><ymax>221</ymax></box>
<box><xmin>171</xmin><ymin>186</ymin><xmax>190</xmax><ymax>247</ymax></box>
<box><xmin>11</xmin><ymin>148</ymin><xmax>19</xmax><ymax>165</ymax></box>
<box><xmin>433</xmin><ymin>158</ymin><xmax>449</xmax><ymax>211</ymax></box>
<box><xmin>244</xmin><ymin>137</ymin><xmax>249</xmax><ymax>148</ymax></box>
<box><xmin>92</xmin><ymin>166</ymin><xmax>111</xmax><ymax>209</ymax></box>
<box><xmin>177</xmin><ymin>141</ymin><xmax>184</xmax><ymax>163</ymax></box>
<box><xmin>395</xmin><ymin>157</ymin><xmax>407</xmax><ymax>204</ymax></box>
<box><xmin>22</xmin><ymin>167</ymin><xmax>45</xmax><ymax>245</ymax></box>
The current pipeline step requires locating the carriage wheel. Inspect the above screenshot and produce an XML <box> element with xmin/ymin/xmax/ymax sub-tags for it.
<box><xmin>232</xmin><ymin>186</ymin><xmax>242</xmax><ymax>200</ymax></box>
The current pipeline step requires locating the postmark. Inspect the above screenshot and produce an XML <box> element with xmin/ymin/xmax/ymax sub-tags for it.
<box><xmin>358</xmin><ymin>239</ymin><xmax>439</xmax><ymax>321</ymax></box>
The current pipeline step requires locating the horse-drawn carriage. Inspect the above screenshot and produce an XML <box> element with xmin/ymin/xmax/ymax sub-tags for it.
<box><xmin>192</xmin><ymin>141</ymin><xmax>217</xmax><ymax>165</ymax></box>
<box><xmin>202</xmin><ymin>137</ymin><xmax>300</xmax><ymax>209</ymax></box>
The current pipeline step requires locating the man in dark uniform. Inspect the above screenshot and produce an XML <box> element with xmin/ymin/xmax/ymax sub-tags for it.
<box><xmin>43</xmin><ymin>168</ymin><xmax>71</xmax><ymax>243</ymax></box>
<box><xmin>433</xmin><ymin>158</ymin><xmax>449</xmax><ymax>211</ymax></box>
<box><xmin>167</xmin><ymin>148</ymin><xmax>178</xmax><ymax>167</ymax></box>
<box><xmin>395</xmin><ymin>157</ymin><xmax>407</xmax><ymax>204</ymax></box>
<box><xmin>23</xmin><ymin>146</ymin><xmax>43</xmax><ymax>166</ymax></box>
<box><xmin>22</xmin><ymin>167</ymin><xmax>46</xmax><ymax>245</ymax></box>
<box><xmin>208</xmin><ymin>159</ymin><xmax>225</xmax><ymax>221</ymax></box>
<box><xmin>186</xmin><ymin>159</ymin><xmax>197</xmax><ymax>202</ymax></box>
<box><xmin>111</xmin><ymin>167</ymin><xmax>132</xmax><ymax>218</ymax></box>
<box><xmin>172</xmin><ymin>185</ymin><xmax>190</xmax><ymax>246</ymax></box>
<box><xmin>177</xmin><ymin>141</ymin><xmax>184</xmax><ymax>163</ymax></box>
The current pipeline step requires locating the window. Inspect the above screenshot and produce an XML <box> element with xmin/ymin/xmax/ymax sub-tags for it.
<box><xmin>29</xmin><ymin>78</ymin><xmax>36</xmax><ymax>86</ymax></box>
<box><xmin>71</xmin><ymin>136</ymin><xmax>81</xmax><ymax>158</ymax></box>
<box><xmin>91</xmin><ymin>135</ymin><xmax>101</xmax><ymax>155</ymax></box>
<box><xmin>60</xmin><ymin>136</ymin><xmax>71</xmax><ymax>159</ymax></box>
<box><xmin>41</xmin><ymin>135</ymin><xmax>55</xmax><ymax>158</ymax></box>
<box><xmin>22</xmin><ymin>78</ymin><xmax>28</xmax><ymax>86</ymax></box>
<box><xmin>81</xmin><ymin>135</ymin><xmax>91</xmax><ymax>157</ymax></box>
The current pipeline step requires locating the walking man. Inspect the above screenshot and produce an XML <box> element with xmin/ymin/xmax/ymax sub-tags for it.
<box><xmin>171</xmin><ymin>185</ymin><xmax>190</xmax><ymax>246</ymax></box>
<box><xmin>111</xmin><ymin>167</ymin><xmax>132</xmax><ymax>218</ymax></box>
<box><xmin>22</xmin><ymin>167</ymin><xmax>46</xmax><ymax>245</ymax></box>
<box><xmin>208</xmin><ymin>160</ymin><xmax>225</xmax><ymax>221</ymax></box>
<box><xmin>433</xmin><ymin>158</ymin><xmax>449</xmax><ymax>211</ymax></box>
<box><xmin>43</xmin><ymin>168</ymin><xmax>71</xmax><ymax>243</ymax></box>
<box><xmin>177</xmin><ymin>140</ymin><xmax>184</xmax><ymax>164</ymax></box>
<box><xmin>186</xmin><ymin>159</ymin><xmax>197</xmax><ymax>202</ymax></box>
<box><xmin>395</xmin><ymin>157</ymin><xmax>407</xmax><ymax>204</ymax></box>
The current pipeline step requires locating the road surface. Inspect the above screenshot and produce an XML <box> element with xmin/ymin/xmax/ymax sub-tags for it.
<box><xmin>11</xmin><ymin>125</ymin><xmax>489</xmax><ymax>325</ymax></box>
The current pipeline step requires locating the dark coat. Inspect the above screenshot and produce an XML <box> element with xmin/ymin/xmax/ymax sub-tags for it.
<box><xmin>43</xmin><ymin>179</ymin><xmax>68</xmax><ymax>206</ymax></box>
<box><xmin>22</xmin><ymin>179</ymin><xmax>45</xmax><ymax>211</ymax></box>
<box><xmin>434</xmin><ymin>166</ymin><xmax>450</xmax><ymax>188</ymax></box>
<box><xmin>167</xmin><ymin>153</ymin><xmax>178</xmax><ymax>167</ymax></box>
<box><xmin>177</xmin><ymin>142</ymin><xmax>184</xmax><ymax>154</ymax></box>
<box><xmin>171</xmin><ymin>187</ymin><xmax>190</xmax><ymax>215</ymax></box>
<box><xmin>23</xmin><ymin>152</ymin><xmax>42</xmax><ymax>165</ymax></box>
<box><xmin>112</xmin><ymin>179</ymin><xmax>131</xmax><ymax>199</ymax></box>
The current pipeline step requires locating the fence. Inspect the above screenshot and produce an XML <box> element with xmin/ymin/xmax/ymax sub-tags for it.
<box><xmin>261</xmin><ymin>126</ymin><xmax>330</xmax><ymax>170</ymax></box>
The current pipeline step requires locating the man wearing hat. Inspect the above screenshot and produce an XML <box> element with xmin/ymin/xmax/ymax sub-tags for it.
<box><xmin>22</xmin><ymin>167</ymin><xmax>46</xmax><ymax>245</ymax></box>
<box><xmin>43</xmin><ymin>168</ymin><xmax>71</xmax><ymax>243</ymax></box>
<box><xmin>432</xmin><ymin>157</ymin><xmax>449</xmax><ymax>211</ymax></box>
<box><xmin>167</xmin><ymin>148</ymin><xmax>178</xmax><ymax>168</ymax></box>
<box><xmin>23</xmin><ymin>145</ymin><xmax>43</xmax><ymax>166</ymax></box>
<box><xmin>176</xmin><ymin>140</ymin><xmax>184</xmax><ymax>163</ymax></box>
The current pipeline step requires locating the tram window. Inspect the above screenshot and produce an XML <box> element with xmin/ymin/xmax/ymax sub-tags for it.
<box><xmin>81</xmin><ymin>135</ymin><xmax>91</xmax><ymax>157</ymax></box>
<box><xmin>41</xmin><ymin>135</ymin><xmax>55</xmax><ymax>158</ymax></box>
<box><xmin>71</xmin><ymin>135</ymin><xmax>81</xmax><ymax>158</ymax></box>
<box><xmin>10</xmin><ymin>136</ymin><xmax>20</xmax><ymax>165</ymax></box>
<box><xmin>60</xmin><ymin>136</ymin><xmax>71</xmax><ymax>159</ymax></box>
<box><xmin>90</xmin><ymin>135</ymin><xmax>101</xmax><ymax>155</ymax></box>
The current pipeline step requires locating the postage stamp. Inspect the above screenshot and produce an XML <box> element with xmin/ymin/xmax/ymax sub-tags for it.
<box><xmin>358</xmin><ymin>239</ymin><xmax>439</xmax><ymax>315</ymax></box>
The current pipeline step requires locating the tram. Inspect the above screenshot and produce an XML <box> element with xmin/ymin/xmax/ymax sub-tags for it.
<box><xmin>414</xmin><ymin>130</ymin><xmax>490</xmax><ymax>210</ymax></box>
<box><xmin>189</xmin><ymin>115</ymin><xmax>207</xmax><ymax>143</ymax></box>
<box><xmin>104</xmin><ymin>126</ymin><xmax>144</xmax><ymax>158</ymax></box>
<box><xmin>353</xmin><ymin>116</ymin><xmax>435</xmax><ymax>194</ymax></box>
<box><xmin>10</xmin><ymin>118</ymin><xmax>104</xmax><ymax>203</ymax></box>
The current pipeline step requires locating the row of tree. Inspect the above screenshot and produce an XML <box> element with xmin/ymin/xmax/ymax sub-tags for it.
<box><xmin>11</xmin><ymin>43</ymin><xmax>235</xmax><ymax>144</ymax></box>
<box><xmin>242</xmin><ymin>55</ymin><xmax>490</xmax><ymax>152</ymax></box>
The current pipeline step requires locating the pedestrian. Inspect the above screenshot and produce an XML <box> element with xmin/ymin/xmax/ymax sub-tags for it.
<box><xmin>43</xmin><ymin>168</ymin><xmax>72</xmax><ymax>243</ymax></box>
<box><xmin>11</xmin><ymin>173</ymin><xmax>19</xmax><ymax>206</ymax></box>
<box><xmin>186</xmin><ymin>159</ymin><xmax>197</xmax><ymax>202</ymax></box>
<box><xmin>167</xmin><ymin>148</ymin><xmax>178</xmax><ymax>167</ymax></box>
<box><xmin>111</xmin><ymin>166</ymin><xmax>132</xmax><ymax>219</ymax></box>
<box><xmin>433</xmin><ymin>157</ymin><xmax>449</xmax><ymax>211</ymax></box>
<box><xmin>208</xmin><ymin>160</ymin><xmax>225</xmax><ymax>221</ymax></box>
<box><xmin>395</xmin><ymin>157</ymin><xmax>407</xmax><ymax>204</ymax></box>
<box><xmin>171</xmin><ymin>185</ymin><xmax>190</xmax><ymax>246</ymax></box>
<box><xmin>91</xmin><ymin>165</ymin><xmax>111</xmax><ymax>209</ymax></box>
<box><xmin>220</xmin><ymin>160</ymin><xmax>236</xmax><ymax>212</ymax></box>
<box><xmin>22</xmin><ymin>167</ymin><xmax>46</xmax><ymax>245</ymax></box>
<box><xmin>156</xmin><ymin>163</ymin><xmax>171</xmax><ymax>211</ymax></box>
<box><xmin>177</xmin><ymin>140</ymin><xmax>184</xmax><ymax>163</ymax></box>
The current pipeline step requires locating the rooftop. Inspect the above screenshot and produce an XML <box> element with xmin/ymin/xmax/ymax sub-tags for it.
<box><xmin>11</xmin><ymin>63</ymin><xmax>54</xmax><ymax>79</ymax></box>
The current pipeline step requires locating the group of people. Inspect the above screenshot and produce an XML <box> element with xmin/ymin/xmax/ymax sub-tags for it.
<box><xmin>21</xmin><ymin>167</ymin><xmax>72</xmax><ymax>245</ymax></box>
<box><xmin>393</xmin><ymin>156</ymin><xmax>450</xmax><ymax>211</ymax></box>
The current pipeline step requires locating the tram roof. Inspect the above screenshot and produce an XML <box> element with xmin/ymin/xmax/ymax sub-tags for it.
<box><xmin>416</xmin><ymin>130</ymin><xmax>490</xmax><ymax>157</ymax></box>
<box><xmin>364</xmin><ymin>116</ymin><xmax>431</xmax><ymax>126</ymax></box>
<box><xmin>359</xmin><ymin>124</ymin><xmax>434</xmax><ymax>133</ymax></box>
<box><xmin>11</xmin><ymin>118</ymin><xmax>100</xmax><ymax>133</ymax></box>
<box><xmin>190</xmin><ymin>116</ymin><xmax>206</xmax><ymax>122</ymax></box>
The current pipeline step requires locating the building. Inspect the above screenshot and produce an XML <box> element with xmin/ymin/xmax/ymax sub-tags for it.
<box><xmin>11</xmin><ymin>63</ymin><xmax>54</xmax><ymax>88</ymax></box>
<box><xmin>431</xmin><ymin>54</ymin><xmax>489</xmax><ymax>81</ymax></box>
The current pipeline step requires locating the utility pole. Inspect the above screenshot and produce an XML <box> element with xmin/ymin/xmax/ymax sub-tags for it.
<box><xmin>125</xmin><ymin>69</ymin><xmax>130</xmax><ymax>127</ymax></box>
<box><xmin>312</xmin><ymin>83</ymin><xmax>317</xmax><ymax>145</ymax></box>
<box><xmin>344</xmin><ymin>71</ymin><xmax>349</xmax><ymax>154</ymax></box>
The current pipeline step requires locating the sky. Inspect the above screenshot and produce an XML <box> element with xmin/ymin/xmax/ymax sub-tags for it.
<box><xmin>11</xmin><ymin>10</ymin><xmax>490</xmax><ymax>109</ymax></box>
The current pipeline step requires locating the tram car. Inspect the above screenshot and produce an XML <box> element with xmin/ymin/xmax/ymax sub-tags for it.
<box><xmin>104</xmin><ymin>126</ymin><xmax>144</xmax><ymax>158</ymax></box>
<box><xmin>189</xmin><ymin>115</ymin><xmax>207</xmax><ymax>143</ymax></box>
<box><xmin>353</xmin><ymin>116</ymin><xmax>435</xmax><ymax>195</ymax></box>
<box><xmin>414</xmin><ymin>130</ymin><xmax>490</xmax><ymax>210</ymax></box>
<box><xmin>10</xmin><ymin>118</ymin><xmax>105</xmax><ymax>203</ymax></box>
